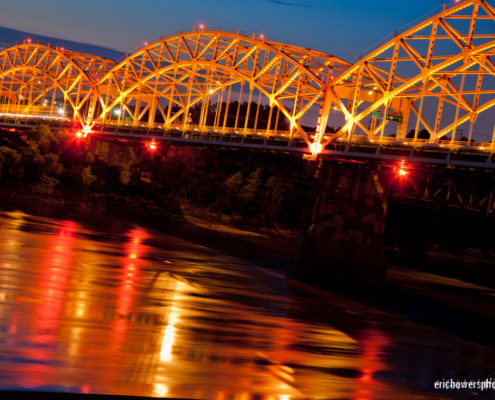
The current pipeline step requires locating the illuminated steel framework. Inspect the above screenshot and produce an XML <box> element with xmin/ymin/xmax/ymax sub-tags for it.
<box><xmin>322</xmin><ymin>0</ymin><xmax>495</xmax><ymax>149</ymax></box>
<box><xmin>0</xmin><ymin>43</ymin><xmax>115</xmax><ymax>126</ymax></box>
<box><xmin>90</xmin><ymin>30</ymin><xmax>351</xmax><ymax>148</ymax></box>
<box><xmin>0</xmin><ymin>0</ymin><xmax>494</xmax><ymax>155</ymax></box>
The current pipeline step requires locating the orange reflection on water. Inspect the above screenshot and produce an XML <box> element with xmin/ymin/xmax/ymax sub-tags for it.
<box><xmin>36</xmin><ymin>221</ymin><xmax>78</xmax><ymax>338</ymax></box>
<box><xmin>18</xmin><ymin>220</ymin><xmax>79</xmax><ymax>389</ymax></box>
<box><xmin>353</xmin><ymin>328</ymin><xmax>391</xmax><ymax>400</ymax></box>
<box><xmin>159</xmin><ymin>280</ymin><xmax>187</xmax><ymax>363</ymax></box>
<box><xmin>117</xmin><ymin>228</ymin><xmax>147</xmax><ymax>317</ymax></box>
<box><xmin>110</xmin><ymin>227</ymin><xmax>148</xmax><ymax>363</ymax></box>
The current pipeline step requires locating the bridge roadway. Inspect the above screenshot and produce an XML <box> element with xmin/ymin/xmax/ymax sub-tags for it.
<box><xmin>1</xmin><ymin>116</ymin><xmax>495</xmax><ymax>170</ymax></box>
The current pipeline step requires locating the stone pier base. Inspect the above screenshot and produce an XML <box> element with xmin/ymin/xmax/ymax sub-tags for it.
<box><xmin>290</xmin><ymin>161</ymin><xmax>388</xmax><ymax>286</ymax></box>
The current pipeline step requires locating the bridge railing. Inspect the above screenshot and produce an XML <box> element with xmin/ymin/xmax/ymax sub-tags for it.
<box><xmin>97</xmin><ymin>120</ymin><xmax>297</xmax><ymax>139</ymax></box>
<box><xmin>85</xmin><ymin>119</ymin><xmax>495</xmax><ymax>153</ymax></box>
<box><xmin>0</xmin><ymin>104</ymin><xmax>69</xmax><ymax>121</ymax></box>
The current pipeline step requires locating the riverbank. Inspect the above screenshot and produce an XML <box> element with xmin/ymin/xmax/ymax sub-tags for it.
<box><xmin>0</xmin><ymin>187</ymin><xmax>300</xmax><ymax>268</ymax></box>
<box><xmin>2</xmin><ymin>185</ymin><xmax>495</xmax><ymax>291</ymax></box>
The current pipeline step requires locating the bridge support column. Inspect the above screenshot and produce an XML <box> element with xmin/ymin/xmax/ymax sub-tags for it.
<box><xmin>290</xmin><ymin>161</ymin><xmax>388</xmax><ymax>286</ymax></box>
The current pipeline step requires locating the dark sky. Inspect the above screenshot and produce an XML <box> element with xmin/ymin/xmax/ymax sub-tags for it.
<box><xmin>0</xmin><ymin>0</ymin><xmax>453</xmax><ymax>62</ymax></box>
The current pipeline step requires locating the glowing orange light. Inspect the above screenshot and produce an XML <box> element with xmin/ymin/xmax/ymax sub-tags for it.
<box><xmin>398</xmin><ymin>168</ymin><xmax>407</xmax><ymax>177</ymax></box>
<box><xmin>259</xmin><ymin>34</ymin><xmax>265</xmax><ymax>39</ymax></box>
<box><xmin>75</xmin><ymin>131</ymin><xmax>83</xmax><ymax>138</ymax></box>
<box><xmin>310</xmin><ymin>142</ymin><xmax>323</xmax><ymax>155</ymax></box>
<box><xmin>199</xmin><ymin>24</ymin><xmax>205</xmax><ymax>30</ymax></box>
<box><xmin>60</xmin><ymin>47</ymin><xmax>64</xmax><ymax>52</ymax></box>
<box><xmin>144</xmin><ymin>41</ymin><xmax>149</xmax><ymax>46</ymax></box>
<box><xmin>26</xmin><ymin>38</ymin><xmax>32</xmax><ymax>43</ymax></box>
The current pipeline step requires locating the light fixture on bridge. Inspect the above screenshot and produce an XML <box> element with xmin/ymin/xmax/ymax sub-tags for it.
<box><xmin>75</xmin><ymin>125</ymin><xmax>92</xmax><ymax>139</ymax></box>
<box><xmin>310</xmin><ymin>142</ymin><xmax>323</xmax><ymax>156</ymax></box>
<box><xmin>148</xmin><ymin>140</ymin><xmax>158</xmax><ymax>152</ymax></box>
<box><xmin>113</xmin><ymin>108</ymin><xmax>121</xmax><ymax>116</ymax></box>
<box><xmin>144</xmin><ymin>41</ymin><xmax>149</xmax><ymax>46</ymax></box>
<box><xmin>259</xmin><ymin>33</ymin><xmax>265</xmax><ymax>40</ymax></box>
<box><xmin>26</xmin><ymin>38</ymin><xmax>32</xmax><ymax>44</ymax></box>
<box><xmin>396</xmin><ymin>160</ymin><xmax>409</xmax><ymax>178</ymax></box>
<box><xmin>58</xmin><ymin>108</ymin><xmax>65</xmax><ymax>115</ymax></box>
<box><xmin>199</xmin><ymin>24</ymin><xmax>205</xmax><ymax>30</ymax></box>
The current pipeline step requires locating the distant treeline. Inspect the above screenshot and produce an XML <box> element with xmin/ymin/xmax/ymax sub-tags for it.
<box><xmin>102</xmin><ymin>100</ymin><xmax>339</xmax><ymax>134</ymax></box>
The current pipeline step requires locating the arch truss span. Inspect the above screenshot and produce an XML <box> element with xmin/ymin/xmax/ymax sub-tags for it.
<box><xmin>319</xmin><ymin>0</ymin><xmax>495</xmax><ymax>150</ymax></box>
<box><xmin>0</xmin><ymin>43</ymin><xmax>115</xmax><ymax>126</ymax></box>
<box><xmin>89</xmin><ymin>30</ymin><xmax>351</xmax><ymax>145</ymax></box>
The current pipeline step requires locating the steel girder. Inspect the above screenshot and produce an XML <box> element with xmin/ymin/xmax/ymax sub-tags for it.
<box><xmin>322</xmin><ymin>0</ymin><xmax>495</xmax><ymax>149</ymax></box>
<box><xmin>0</xmin><ymin>43</ymin><xmax>115</xmax><ymax>126</ymax></box>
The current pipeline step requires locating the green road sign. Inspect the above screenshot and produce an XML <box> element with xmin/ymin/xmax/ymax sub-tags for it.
<box><xmin>386</xmin><ymin>114</ymin><xmax>403</xmax><ymax>123</ymax></box>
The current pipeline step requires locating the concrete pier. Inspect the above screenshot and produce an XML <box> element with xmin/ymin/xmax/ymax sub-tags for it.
<box><xmin>291</xmin><ymin>161</ymin><xmax>388</xmax><ymax>286</ymax></box>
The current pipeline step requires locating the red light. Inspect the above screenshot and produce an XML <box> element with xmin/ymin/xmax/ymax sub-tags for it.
<box><xmin>148</xmin><ymin>140</ymin><xmax>158</xmax><ymax>151</ymax></box>
<box><xmin>144</xmin><ymin>41</ymin><xmax>149</xmax><ymax>46</ymax></box>
<box><xmin>259</xmin><ymin>34</ymin><xmax>265</xmax><ymax>39</ymax></box>
<box><xmin>60</xmin><ymin>47</ymin><xmax>64</xmax><ymax>52</ymax></box>
<box><xmin>395</xmin><ymin>161</ymin><xmax>409</xmax><ymax>178</ymax></box>
<box><xmin>75</xmin><ymin>125</ymin><xmax>91</xmax><ymax>139</ymax></box>
<box><xmin>199</xmin><ymin>24</ymin><xmax>205</xmax><ymax>30</ymax></box>
<box><xmin>26</xmin><ymin>38</ymin><xmax>32</xmax><ymax>43</ymax></box>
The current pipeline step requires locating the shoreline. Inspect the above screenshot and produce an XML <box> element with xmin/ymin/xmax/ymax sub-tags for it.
<box><xmin>1</xmin><ymin>186</ymin><xmax>494</xmax><ymax>286</ymax></box>
<box><xmin>0</xmin><ymin>187</ymin><xmax>299</xmax><ymax>268</ymax></box>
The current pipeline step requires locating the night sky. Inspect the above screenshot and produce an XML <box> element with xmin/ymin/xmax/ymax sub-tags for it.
<box><xmin>0</xmin><ymin>0</ymin><xmax>455</xmax><ymax>62</ymax></box>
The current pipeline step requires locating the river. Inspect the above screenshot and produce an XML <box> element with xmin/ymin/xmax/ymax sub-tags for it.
<box><xmin>0</xmin><ymin>209</ymin><xmax>493</xmax><ymax>399</ymax></box>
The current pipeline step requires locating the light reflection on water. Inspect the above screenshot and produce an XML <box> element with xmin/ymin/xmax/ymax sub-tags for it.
<box><xmin>0</xmin><ymin>210</ymin><xmax>493</xmax><ymax>399</ymax></box>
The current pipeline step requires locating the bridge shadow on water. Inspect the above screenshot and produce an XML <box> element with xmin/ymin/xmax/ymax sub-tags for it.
<box><xmin>292</xmin><ymin>267</ymin><xmax>495</xmax><ymax>350</ymax></box>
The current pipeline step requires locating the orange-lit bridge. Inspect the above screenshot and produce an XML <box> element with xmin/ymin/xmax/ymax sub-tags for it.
<box><xmin>1</xmin><ymin>0</ymin><xmax>495</xmax><ymax>285</ymax></box>
<box><xmin>0</xmin><ymin>0</ymin><xmax>495</xmax><ymax>169</ymax></box>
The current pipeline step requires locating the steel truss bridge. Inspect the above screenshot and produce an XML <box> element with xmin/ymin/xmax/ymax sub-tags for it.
<box><xmin>1</xmin><ymin>0</ymin><xmax>495</xmax><ymax>167</ymax></box>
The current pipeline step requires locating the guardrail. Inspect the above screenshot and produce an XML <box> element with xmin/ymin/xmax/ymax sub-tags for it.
<box><xmin>1</xmin><ymin>117</ymin><xmax>495</xmax><ymax>169</ymax></box>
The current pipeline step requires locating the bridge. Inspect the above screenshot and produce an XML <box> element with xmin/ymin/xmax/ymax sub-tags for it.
<box><xmin>1</xmin><ymin>0</ymin><xmax>494</xmax><ymax>285</ymax></box>
<box><xmin>0</xmin><ymin>0</ymin><xmax>494</xmax><ymax>167</ymax></box>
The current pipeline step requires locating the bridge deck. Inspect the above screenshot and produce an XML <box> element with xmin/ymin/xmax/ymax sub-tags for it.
<box><xmin>1</xmin><ymin>117</ymin><xmax>495</xmax><ymax>170</ymax></box>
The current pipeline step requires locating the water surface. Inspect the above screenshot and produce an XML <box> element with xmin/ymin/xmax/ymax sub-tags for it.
<box><xmin>0</xmin><ymin>210</ymin><xmax>493</xmax><ymax>399</ymax></box>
